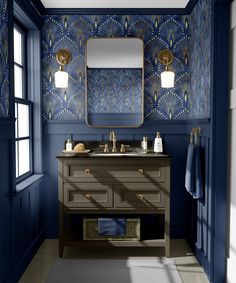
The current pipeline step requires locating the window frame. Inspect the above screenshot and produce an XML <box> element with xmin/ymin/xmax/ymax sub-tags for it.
<box><xmin>14</xmin><ymin>20</ymin><xmax>34</xmax><ymax>183</ymax></box>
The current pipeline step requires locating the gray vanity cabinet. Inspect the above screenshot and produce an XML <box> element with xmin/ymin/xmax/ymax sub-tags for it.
<box><xmin>57</xmin><ymin>156</ymin><xmax>171</xmax><ymax>257</ymax></box>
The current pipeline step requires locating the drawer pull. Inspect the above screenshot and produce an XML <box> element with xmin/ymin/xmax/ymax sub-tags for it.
<box><xmin>137</xmin><ymin>194</ymin><xmax>144</xmax><ymax>200</ymax></box>
<box><xmin>138</xmin><ymin>169</ymin><xmax>144</xmax><ymax>174</ymax></box>
<box><xmin>85</xmin><ymin>193</ymin><xmax>91</xmax><ymax>199</ymax></box>
<box><xmin>85</xmin><ymin>169</ymin><xmax>91</xmax><ymax>174</ymax></box>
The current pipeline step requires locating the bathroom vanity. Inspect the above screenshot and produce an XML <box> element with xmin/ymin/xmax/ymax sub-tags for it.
<box><xmin>57</xmin><ymin>151</ymin><xmax>171</xmax><ymax>257</ymax></box>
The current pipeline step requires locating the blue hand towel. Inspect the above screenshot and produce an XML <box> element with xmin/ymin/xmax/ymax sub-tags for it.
<box><xmin>185</xmin><ymin>144</ymin><xmax>195</xmax><ymax>193</ymax></box>
<box><xmin>192</xmin><ymin>145</ymin><xmax>203</xmax><ymax>199</ymax></box>
<box><xmin>98</xmin><ymin>218</ymin><xmax>126</xmax><ymax>236</ymax></box>
<box><xmin>185</xmin><ymin>144</ymin><xmax>203</xmax><ymax>199</ymax></box>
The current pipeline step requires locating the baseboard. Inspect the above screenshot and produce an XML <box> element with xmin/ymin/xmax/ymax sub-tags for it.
<box><xmin>6</xmin><ymin>229</ymin><xmax>45</xmax><ymax>283</ymax></box>
<box><xmin>195</xmin><ymin>244</ymin><xmax>212</xmax><ymax>282</ymax></box>
<box><xmin>45</xmin><ymin>227</ymin><xmax>58</xmax><ymax>239</ymax></box>
<box><xmin>227</xmin><ymin>256</ymin><xmax>236</xmax><ymax>283</ymax></box>
<box><xmin>170</xmin><ymin>225</ymin><xmax>186</xmax><ymax>238</ymax></box>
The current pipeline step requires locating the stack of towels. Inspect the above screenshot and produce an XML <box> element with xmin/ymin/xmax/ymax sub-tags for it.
<box><xmin>185</xmin><ymin>143</ymin><xmax>203</xmax><ymax>199</ymax></box>
<box><xmin>98</xmin><ymin>218</ymin><xmax>126</xmax><ymax>236</ymax></box>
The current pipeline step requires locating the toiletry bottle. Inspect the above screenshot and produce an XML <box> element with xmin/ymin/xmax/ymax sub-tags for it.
<box><xmin>66</xmin><ymin>134</ymin><xmax>73</xmax><ymax>151</ymax></box>
<box><xmin>142</xmin><ymin>136</ymin><xmax>148</xmax><ymax>150</ymax></box>
<box><xmin>154</xmin><ymin>132</ymin><xmax>163</xmax><ymax>153</ymax></box>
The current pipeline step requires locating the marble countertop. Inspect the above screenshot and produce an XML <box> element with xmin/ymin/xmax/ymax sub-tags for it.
<box><xmin>56</xmin><ymin>148</ymin><xmax>171</xmax><ymax>159</ymax></box>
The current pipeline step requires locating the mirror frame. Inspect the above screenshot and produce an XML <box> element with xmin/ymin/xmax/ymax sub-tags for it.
<box><xmin>85</xmin><ymin>37</ymin><xmax>144</xmax><ymax>128</ymax></box>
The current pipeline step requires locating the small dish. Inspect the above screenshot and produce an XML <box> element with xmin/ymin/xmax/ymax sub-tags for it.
<box><xmin>62</xmin><ymin>149</ymin><xmax>91</xmax><ymax>154</ymax></box>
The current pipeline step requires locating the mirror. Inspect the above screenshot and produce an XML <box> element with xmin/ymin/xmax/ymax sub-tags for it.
<box><xmin>85</xmin><ymin>38</ymin><xmax>144</xmax><ymax>128</ymax></box>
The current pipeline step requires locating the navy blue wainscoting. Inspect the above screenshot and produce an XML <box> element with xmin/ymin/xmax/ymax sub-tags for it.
<box><xmin>0</xmin><ymin>122</ymin><xmax>45</xmax><ymax>283</ymax></box>
<box><xmin>0</xmin><ymin>136</ymin><xmax>13</xmax><ymax>283</ymax></box>
<box><xmin>43</xmin><ymin>120</ymin><xmax>189</xmax><ymax>239</ymax></box>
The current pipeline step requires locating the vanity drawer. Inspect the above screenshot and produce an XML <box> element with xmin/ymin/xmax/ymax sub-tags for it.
<box><xmin>63</xmin><ymin>159</ymin><xmax>166</xmax><ymax>182</ymax></box>
<box><xmin>64</xmin><ymin>183</ymin><xmax>113</xmax><ymax>209</ymax></box>
<box><xmin>115</xmin><ymin>183</ymin><xmax>166</xmax><ymax>209</ymax></box>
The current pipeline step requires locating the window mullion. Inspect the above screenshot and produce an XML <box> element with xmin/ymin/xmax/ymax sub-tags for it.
<box><xmin>16</xmin><ymin>137</ymin><xmax>30</xmax><ymax>141</ymax></box>
<box><xmin>14</xmin><ymin>62</ymin><xmax>23</xmax><ymax>69</ymax></box>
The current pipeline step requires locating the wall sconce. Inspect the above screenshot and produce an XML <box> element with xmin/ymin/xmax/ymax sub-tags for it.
<box><xmin>55</xmin><ymin>49</ymin><xmax>72</xmax><ymax>88</ymax></box>
<box><xmin>158</xmin><ymin>49</ymin><xmax>175</xmax><ymax>88</ymax></box>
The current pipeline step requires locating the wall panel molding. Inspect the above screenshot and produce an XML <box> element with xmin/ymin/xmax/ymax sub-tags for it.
<box><xmin>43</xmin><ymin>120</ymin><xmax>188</xmax><ymax>136</ymax></box>
<box><xmin>0</xmin><ymin>121</ymin><xmax>15</xmax><ymax>140</ymax></box>
<box><xmin>231</xmin><ymin>0</ymin><xmax>236</xmax><ymax>29</ymax></box>
<box><xmin>230</xmin><ymin>89</ymin><xmax>236</xmax><ymax>109</ymax></box>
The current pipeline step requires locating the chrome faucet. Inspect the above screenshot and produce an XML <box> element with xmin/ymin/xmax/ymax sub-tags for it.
<box><xmin>109</xmin><ymin>130</ymin><xmax>117</xmax><ymax>152</ymax></box>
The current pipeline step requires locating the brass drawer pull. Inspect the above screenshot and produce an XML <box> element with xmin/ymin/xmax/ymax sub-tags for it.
<box><xmin>85</xmin><ymin>169</ymin><xmax>91</xmax><ymax>174</ymax></box>
<box><xmin>85</xmin><ymin>193</ymin><xmax>91</xmax><ymax>199</ymax></box>
<box><xmin>138</xmin><ymin>169</ymin><xmax>144</xmax><ymax>174</ymax></box>
<box><xmin>137</xmin><ymin>194</ymin><xmax>144</xmax><ymax>200</ymax></box>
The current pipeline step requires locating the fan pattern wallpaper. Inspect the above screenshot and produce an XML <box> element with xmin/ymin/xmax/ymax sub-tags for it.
<box><xmin>0</xmin><ymin>0</ymin><xmax>9</xmax><ymax>117</ymax></box>
<box><xmin>189</xmin><ymin>0</ymin><xmax>211</xmax><ymax>119</ymax></box>
<box><xmin>42</xmin><ymin>15</ymin><xmax>191</xmax><ymax>120</ymax></box>
<box><xmin>0</xmin><ymin>0</ymin><xmax>211</xmax><ymax>121</ymax></box>
<box><xmin>87</xmin><ymin>69</ymin><xmax>142</xmax><ymax>114</ymax></box>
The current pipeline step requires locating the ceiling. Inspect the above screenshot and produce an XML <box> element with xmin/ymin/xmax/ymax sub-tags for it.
<box><xmin>40</xmin><ymin>0</ymin><xmax>190</xmax><ymax>9</ymax></box>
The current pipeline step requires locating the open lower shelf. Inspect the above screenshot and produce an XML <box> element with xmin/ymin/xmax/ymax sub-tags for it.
<box><xmin>64</xmin><ymin>239</ymin><xmax>166</xmax><ymax>248</ymax></box>
<box><xmin>63</xmin><ymin>214</ymin><xmax>165</xmax><ymax>241</ymax></box>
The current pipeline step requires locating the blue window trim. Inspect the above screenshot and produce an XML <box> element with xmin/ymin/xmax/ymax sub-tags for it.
<box><xmin>15</xmin><ymin>174</ymin><xmax>44</xmax><ymax>194</ymax></box>
<box><xmin>14</xmin><ymin>21</ymin><xmax>34</xmax><ymax>183</ymax></box>
<box><xmin>12</xmin><ymin>0</ymin><xmax>43</xmax><ymax>191</ymax></box>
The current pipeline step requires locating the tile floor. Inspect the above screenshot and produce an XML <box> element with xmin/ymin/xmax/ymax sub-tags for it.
<box><xmin>19</xmin><ymin>239</ymin><xmax>209</xmax><ymax>283</ymax></box>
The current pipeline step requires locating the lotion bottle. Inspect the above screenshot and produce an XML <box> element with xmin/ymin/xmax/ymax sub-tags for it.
<box><xmin>66</xmin><ymin>134</ymin><xmax>73</xmax><ymax>151</ymax></box>
<box><xmin>154</xmin><ymin>132</ymin><xmax>163</xmax><ymax>153</ymax></box>
<box><xmin>141</xmin><ymin>136</ymin><xmax>148</xmax><ymax>150</ymax></box>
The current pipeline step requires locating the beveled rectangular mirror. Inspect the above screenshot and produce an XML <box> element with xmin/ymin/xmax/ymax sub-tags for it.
<box><xmin>85</xmin><ymin>38</ymin><xmax>144</xmax><ymax>128</ymax></box>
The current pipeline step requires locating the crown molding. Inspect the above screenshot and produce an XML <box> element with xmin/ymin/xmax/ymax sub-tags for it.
<box><xmin>44</xmin><ymin>7</ymin><xmax>187</xmax><ymax>15</ymax></box>
<box><xmin>185</xmin><ymin>0</ymin><xmax>198</xmax><ymax>14</ymax></box>
<box><xmin>14</xmin><ymin>0</ymin><xmax>43</xmax><ymax>26</ymax></box>
<box><xmin>41</xmin><ymin>0</ymin><xmax>197</xmax><ymax>15</ymax></box>
<box><xmin>17</xmin><ymin>0</ymin><xmax>233</xmax><ymax>17</ymax></box>
<box><xmin>214</xmin><ymin>0</ymin><xmax>232</xmax><ymax>3</ymax></box>
<box><xmin>31</xmin><ymin>0</ymin><xmax>45</xmax><ymax>15</ymax></box>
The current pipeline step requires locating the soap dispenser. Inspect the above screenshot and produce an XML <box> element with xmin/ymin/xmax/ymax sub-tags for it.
<box><xmin>154</xmin><ymin>132</ymin><xmax>163</xmax><ymax>153</ymax></box>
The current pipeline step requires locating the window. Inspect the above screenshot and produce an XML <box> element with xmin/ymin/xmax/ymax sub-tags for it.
<box><xmin>14</xmin><ymin>23</ymin><xmax>33</xmax><ymax>181</ymax></box>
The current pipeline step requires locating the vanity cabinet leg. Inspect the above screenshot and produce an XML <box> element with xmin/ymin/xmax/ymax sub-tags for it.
<box><xmin>58</xmin><ymin>202</ymin><xmax>64</xmax><ymax>258</ymax></box>
<box><xmin>59</xmin><ymin>242</ymin><xmax>64</xmax><ymax>258</ymax></box>
<box><xmin>165</xmin><ymin>240</ymin><xmax>170</xmax><ymax>257</ymax></box>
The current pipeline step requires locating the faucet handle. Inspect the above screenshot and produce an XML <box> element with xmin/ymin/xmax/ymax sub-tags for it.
<box><xmin>99</xmin><ymin>144</ymin><xmax>109</xmax><ymax>152</ymax></box>
<box><xmin>104</xmin><ymin>144</ymin><xmax>109</xmax><ymax>152</ymax></box>
<box><xmin>120</xmin><ymin>144</ymin><xmax>125</xmax><ymax>152</ymax></box>
<box><xmin>120</xmin><ymin>144</ymin><xmax>130</xmax><ymax>152</ymax></box>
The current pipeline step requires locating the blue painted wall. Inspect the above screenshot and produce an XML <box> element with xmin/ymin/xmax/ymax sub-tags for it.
<box><xmin>0</xmin><ymin>0</ymin><xmax>9</xmax><ymax>117</ymax></box>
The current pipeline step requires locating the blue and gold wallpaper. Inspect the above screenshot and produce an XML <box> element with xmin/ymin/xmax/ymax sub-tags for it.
<box><xmin>87</xmin><ymin>68</ymin><xmax>142</xmax><ymax>114</ymax></box>
<box><xmin>0</xmin><ymin>0</ymin><xmax>9</xmax><ymax>117</ymax></box>
<box><xmin>42</xmin><ymin>15</ymin><xmax>190</xmax><ymax>120</ymax></box>
<box><xmin>189</xmin><ymin>0</ymin><xmax>211</xmax><ymax>119</ymax></box>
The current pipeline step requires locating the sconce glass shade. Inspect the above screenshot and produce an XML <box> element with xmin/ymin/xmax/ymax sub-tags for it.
<box><xmin>55</xmin><ymin>70</ymin><xmax>69</xmax><ymax>88</ymax></box>
<box><xmin>55</xmin><ymin>49</ymin><xmax>72</xmax><ymax>88</ymax></box>
<box><xmin>161</xmin><ymin>70</ymin><xmax>175</xmax><ymax>88</ymax></box>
